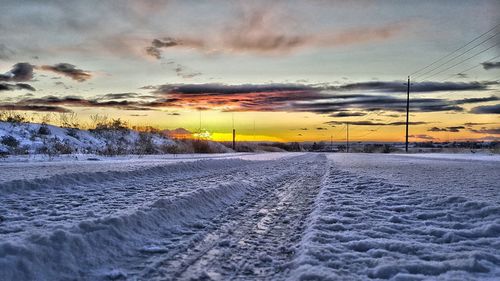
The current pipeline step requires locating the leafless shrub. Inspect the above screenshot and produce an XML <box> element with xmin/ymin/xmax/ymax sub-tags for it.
<box><xmin>59</xmin><ymin>112</ymin><xmax>80</xmax><ymax>128</ymax></box>
<box><xmin>37</xmin><ymin>137</ymin><xmax>74</xmax><ymax>157</ymax></box>
<box><xmin>37</xmin><ymin>123</ymin><xmax>51</xmax><ymax>135</ymax></box>
<box><xmin>1</xmin><ymin>135</ymin><xmax>19</xmax><ymax>148</ymax></box>
<box><xmin>0</xmin><ymin>111</ymin><xmax>27</xmax><ymax>124</ymax></box>
<box><xmin>134</xmin><ymin>132</ymin><xmax>157</xmax><ymax>155</ymax></box>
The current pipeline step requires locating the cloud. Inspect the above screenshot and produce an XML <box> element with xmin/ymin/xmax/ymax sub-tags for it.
<box><xmin>154</xmin><ymin>83</ymin><xmax>317</xmax><ymax>95</ymax></box>
<box><xmin>427</xmin><ymin>126</ymin><xmax>465</xmax><ymax>132</ymax></box>
<box><xmin>326</xmin><ymin>120</ymin><xmax>428</xmax><ymax>126</ymax></box>
<box><xmin>453</xmin><ymin>95</ymin><xmax>499</xmax><ymax>105</ymax></box>
<box><xmin>96</xmin><ymin>93</ymin><xmax>139</xmax><ymax>100</ymax></box>
<box><xmin>145</xmin><ymin>38</ymin><xmax>180</xmax><ymax>59</ymax></box>
<box><xmin>336</xmin><ymin>81</ymin><xmax>491</xmax><ymax>93</ymax></box>
<box><xmin>470</xmin><ymin>104</ymin><xmax>500</xmax><ymax>114</ymax></box>
<box><xmin>0</xmin><ymin>63</ymin><xmax>34</xmax><ymax>82</ymax></box>
<box><xmin>469</xmin><ymin>127</ymin><xmax>500</xmax><ymax>135</ymax></box>
<box><xmin>15</xmin><ymin>94</ymin><xmax>180</xmax><ymax>111</ymax></box>
<box><xmin>10</xmin><ymin>81</ymin><xmax>497</xmax><ymax>116</ymax></box>
<box><xmin>0</xmin><ymin>82</ymin><xmax>36</xmax><ymax>92</ymax></box>
<box><xmin>145</xmin><ymin>7</ymin><xmax>407</xmax><ymax>57</ymax></box>
<box><xmin>40</xmin><ymin>63</ymin><xmax>92</xmax><ymax>82</ymax></box>
<box><xmin>17</xmin><ymin>95</ymin><xmax>147</xmax><ymax>111</ymax></box>
<box><xmin>329</xmin><ymin>112</ymin><xmax>366</xmax><ymax>117</ymax></box>
<box><xmin>409</xmin><ymin>134</ymin><xmax>436</xmax><ymax>140</ymax></box>
<box><xmin>0</xmin><ymin>104</ymin><xmax>70</xmax><ymax>112</ymax></box>
<box><xmin>482</xmin><ymin>61</ymin><xmax>500</xmax><ymax>70</ymax></box>
<box><xmin>463</xmin><ymin>122</ymin><xmax>496</xmax><ymax>126</ymax></box>
<box><xmin>316</xmin><ymin>127</ymin><xmax>327</xmax><ymax>130</ymax></box>
<box><xmin>293</xmin><ymin>96</ymin><xmax>464</xmax><ymax>114</ymax></box>
<box><xmin>173</xmin><ymin>64</ymin><xmax>202</xmax><ymax>79</ymax></box>
<box><xmin>146</xmin><ymin>82</ymin><xmax>496</xmax><ymax>114</ymax></box>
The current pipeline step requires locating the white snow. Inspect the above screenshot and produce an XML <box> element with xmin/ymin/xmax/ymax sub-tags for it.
<box><xmin>291</xmin><ymin>155</ymin><xmax>500</xmax><ymax>280</ymax></box>
<box><xmin>0</xmin><ymin>153</ymin><xmax>498</xmax><ymax>280</ymax></box>
<box><xmin>0</xmin><ymin>121</ymin><xmax>233</xmax><ymax>156</ymax></box>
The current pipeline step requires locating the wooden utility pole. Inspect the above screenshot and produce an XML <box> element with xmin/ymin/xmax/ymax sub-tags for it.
<box><xmin>405</xmin><ymin>76</ymin><xmax>410</xmax><ymax>153</ymax></box>
<box><xmin>232</xmin><ymin>129</ymin><xmax>236</xmax><ymax>150</ymax></box>
<box><xmin>232</xmin><ymin>113</ymin><xmax>236</xmax><ymax>150</ymax></box>
<box><xmin>346</xmin><ymin>123</ymin><xmax>349</xmax><ymax>153</ymax></box>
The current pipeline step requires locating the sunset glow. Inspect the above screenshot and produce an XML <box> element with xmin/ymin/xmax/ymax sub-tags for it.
<box><xmin>0</xmin><ymin>0</ymin><xmax>498</xmax><ymax>142</ymax></box>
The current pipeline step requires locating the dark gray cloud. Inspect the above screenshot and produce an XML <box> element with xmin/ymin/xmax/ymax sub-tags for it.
<box><xmin>453</xmin><ymin>95</ymin><xmax>499</xmax><ymax>105</ymax></box>
<box><xmin>326</xmin><ymin>120</ymin><xmax>428</xmax><ymax>126</ymax></box>
<box><xmin>335</xmin><ymin>81</ymin><xmax>491</xmax><ymax>93</ymax></box>
<box><xmin>470</xmin><ymin>104</ymin><xmax>500</xmax><ymax>114</ymax></box>
<box><xmin>146</xmin><ymin>38</ymin><xmax>179</xmax><ymax>59</ymax></box>
<box><xmin>463</xmin><ymin>122</ymin><xmax>496</xmax><ymax>126</ymax></box>
<box><xmin>469</xmin><ymin>127</ymin><xmax>500</xmax><ymax>135</ymax></box>
<box><xmin>154</xmin><ymin>83</ymin><xmax>318</xmax><ymax>95</ymax></box>
<box><xmin>96</xmin><ymin>93</ymin><xmax>139</xmax><ymax>100</ymax></box>
<box><xmin>482</xmin><ymin>61</ymin><xmax>500</xmax><ymax>70</ymax></box>
<box><xmin>173</xmin><ymin>64</ymin><xmax>202</xmax><ymax>79</ymax></box>
<box><xmin>329</xmin><ymin>111</ymin><xmax>366</xmax><ymax>117</ymax></box>
<box><xmin>427</xmin><ymin>126</ymin><xmax>465</xmax><ymax>132</ymax></box>
<box><xmin>16</xmin><ymin>95</ymin><xmax>173</xmax><ymax>111</ymax></box>
<box><xmin>40</xmin><ymin>63</ymin><xmax>92</xmax><ymax>82</ymax></box>
<box><xmin>293</xmin><ymin>96</ymin><xmax>464</xmax><ymax>114</ymax></box>
<box><xmin>0</xmin><ymin>104</ymin><xmax>70</xmax><ymax>112</ymax></box>
<box><xmin>0</xmin><ymin>63</ymin><xmax>34</xmax><ymax>82</ymax></box>
<box><xmin>0</xmin><ymin>82</ymin><xmax>36</xmax><ymax>92</ymax></box>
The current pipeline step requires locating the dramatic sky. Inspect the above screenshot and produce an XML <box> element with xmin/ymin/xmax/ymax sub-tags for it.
<box><xmin>1</xmin><ymin>0</ymin><xmax>499</xmax><ymax>142</ymax></box>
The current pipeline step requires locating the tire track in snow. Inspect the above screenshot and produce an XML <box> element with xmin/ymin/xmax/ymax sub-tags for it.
<box><xmin>133</xmin><ymin>154</ymin><xmax>329</xmax><ymax>280</ymax></box>
<box><xmin>0</xmin><ymin>154</ymin><xmax>322</xmax><ymax>280</ymax></box>
<box><xmin>0</xmin><ymin>159</ymin><xmax>276</xmax><ymax>240</ymax></box>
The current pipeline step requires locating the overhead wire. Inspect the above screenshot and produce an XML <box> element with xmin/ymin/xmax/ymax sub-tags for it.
<box><xmin>410</xmin><ymin>23</ymin><xmax>500</xmax><ymax>77</ymax></box>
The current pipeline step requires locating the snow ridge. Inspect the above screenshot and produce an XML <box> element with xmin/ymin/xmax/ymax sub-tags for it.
<box><xmin>290</xmin><ymin>167</ymin><xmax>500</xmax><ymax>280</ymax></box>
<box><xmin>0</xmin><ymin>158</ymin><xmax>249</xmax><ymax>193</ymax></box>
<box><xmin>0</xmin><ymin>173</ymin><xmax>255</xmax><ymax>280</ymax></box>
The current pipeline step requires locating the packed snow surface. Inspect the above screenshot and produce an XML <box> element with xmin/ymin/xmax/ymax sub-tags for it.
<box><xmin>0</xmin><ymin>153</ymin><xmax>498</xmax><ymax>280</ymax></box>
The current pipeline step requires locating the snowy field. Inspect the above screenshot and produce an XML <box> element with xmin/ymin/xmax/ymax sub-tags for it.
<box><xmin>0</xmin><ymin>153</ymin><xmax>498</xmax><ymax>280</ymax></box>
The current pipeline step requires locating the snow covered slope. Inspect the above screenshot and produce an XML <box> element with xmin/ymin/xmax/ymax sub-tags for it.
<box><xmin>0</xmin><ymin>153</ymin><xmax>498</xmax><ymax>280</ymax></box>
<box><xmin>0</xmin><ymin>121</ymin><xmax>235</xmax><ymax>156</ymax></box>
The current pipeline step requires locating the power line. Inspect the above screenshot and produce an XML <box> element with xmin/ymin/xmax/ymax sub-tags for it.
<box><xmin>438</xmin><ymin>53</ymin><xmax>500</xmax><ymax>82</ymax></box>
<box><xmin>419</xmin><ymin>41</ymin><xmax>500</xmax><ymax>81</ymax></box>
<box><xmin>410</xmin><ymin>23</ymin><xmax>500</xmax><ymax>76</ymax></box>
<box><xmin>413</xmin><ymin>30</ymin><xmax>500</xmax><ymax>80</ymax></box>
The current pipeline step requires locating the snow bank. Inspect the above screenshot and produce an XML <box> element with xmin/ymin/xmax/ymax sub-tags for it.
<box><xmin>395</xmin><ymin>153</ymin><xmax>500</xmax><ymax>162</ymax></box>
<box><xmin>0</xmin><ymin>181</ymin><xmax>251</xmax><ymax>280</ymax></box>
<box><xmin>0</xmin><ymin>158</ymin><xmax>249</xmax><ymax>193</ymax></box>
<box><xmin>290</xmin><ymin>167</ymin><xmax>500</xmax><ymax>280</ymax></box>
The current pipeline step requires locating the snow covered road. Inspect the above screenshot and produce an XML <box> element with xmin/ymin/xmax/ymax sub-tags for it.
<box><xmin>0</xmin><ymin>153</ymin><xmax>498</xmax><ymax>280</ymax></box>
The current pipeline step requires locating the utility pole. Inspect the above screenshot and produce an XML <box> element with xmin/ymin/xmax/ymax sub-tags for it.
<box><xmin>232</xmin><ymin>129</ymin><xmax>236</xmax><ymax>150</ymax></box>
<box><xmin>346</xmin><ymin>123</ymin><xmax>349</xmax><ymax>153</ymax></box>
<box><xmin>232</xmin><ymin>113</ymin><xmax>236</xmax><ymax>150</ymax></box>
<box><xmin>405</xmin><ymin>76</ymin><xmax>410</xmax><ymax>153</ymax></box>
<box><xmin>197</xmin><ymin>110</ymin><xmax>201</xmax><ymax>140</ymax></box>
<box><xmin>253</xmin><ymin>119</ymin><xmax>256</xmax><ymax>142</ymax></box>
